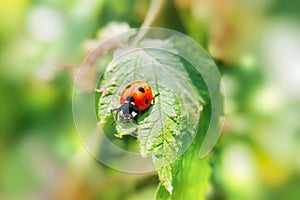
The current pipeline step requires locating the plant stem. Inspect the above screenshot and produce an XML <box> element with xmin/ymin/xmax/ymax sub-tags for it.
<box><xmin>132</xmin><ymin>0</ymin><xmax>164</xmax><ymax>45</ymax></box>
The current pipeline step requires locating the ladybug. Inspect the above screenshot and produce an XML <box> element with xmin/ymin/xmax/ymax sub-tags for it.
<box><xmin>114</xmin><ymin>80</ymin><xmax>157</xmax><ymax>123</ymax></box>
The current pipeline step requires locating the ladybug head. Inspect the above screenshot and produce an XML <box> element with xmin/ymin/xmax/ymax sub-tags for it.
<box><xmin>122</xmin><ymin>113</ymin><xmax>132</xmax><ymax>122</ymax></box>
<box><xmin>117</xmin><ymin>103</ymin><xmax>140</xmax><ymax>123</ymax></box>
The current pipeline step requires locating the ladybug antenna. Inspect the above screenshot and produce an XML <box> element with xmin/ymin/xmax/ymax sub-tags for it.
<box><xmin>114</xmin><ymin>110</ymin><xmax>120</xmax><ymax>124</ymax></box>
<box><xmin>111</xmin><ymin>108</ymin><xmax>120</xmax><ymax>125</ymax></box>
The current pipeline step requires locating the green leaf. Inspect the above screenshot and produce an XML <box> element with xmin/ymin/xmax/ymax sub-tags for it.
<box><xmin>97</xmin><ymin>38</ymin><xmax>204</xmax><ymax>194</ymax></box>
<box><xmin>154</xmin><ymin>36</ymin><xmax>217</xmax><ymax>199</ymax></box>
<box><xmin>138</xmin><ymin>86</ymin><xmax>181</xmax><ymax>194</ymax></box>
<box><xmin>156</xmin><ymin>105</ymin><xmax>212</xmax><ymax>200</ymax></box>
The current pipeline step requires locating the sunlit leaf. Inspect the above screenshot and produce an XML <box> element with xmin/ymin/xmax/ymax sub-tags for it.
<box><xmin>156</xmin><ymin>105</ymin><xmax>212</xmax><ymax>200</ymax></box>
<box><xmin>97</xmin><ymin>38</ymin><xmax>204</xmax><ymax>193</ymax></box>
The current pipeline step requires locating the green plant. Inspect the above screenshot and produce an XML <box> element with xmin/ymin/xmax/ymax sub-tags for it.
<box><xmin>95</xmin><ymin>33</ymin><xmax>217</xmax><ymax>199</ymax></box>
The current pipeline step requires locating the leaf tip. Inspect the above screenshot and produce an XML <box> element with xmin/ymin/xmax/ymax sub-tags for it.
<box><xmin>114</xmin><ymin>133</ymin><xmax>123</xmax><ymax>138</ymax></box>
<box><xmin>166</xmin><ymin>185</ymin><xmax>174</xmax><ymax>194</ymax></box>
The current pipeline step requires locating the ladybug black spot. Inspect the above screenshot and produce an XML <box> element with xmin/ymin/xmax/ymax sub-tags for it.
<box><xmin>126</xmin><ymin>96</ymin><xmax>135</xmax><ymax>102</ymax></box>
<box><xmin>138</xmin><ymin>87</ymin><xmax>145</xmax><ymax>93</ymax></box>
<box><xmin>126</xmin><ymin>84</ymin><xmax>131</xmax><ymax>89</ymax></box>
<box><xmin>145</xmin><ymin>99</ymin><xmax>149</xmax><ymax>104</ymax></box>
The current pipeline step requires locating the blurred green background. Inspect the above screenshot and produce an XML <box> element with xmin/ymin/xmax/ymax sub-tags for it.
<box><xmin>1</xmin><ymin>0</ymin><xmax>300</xmax><ymax>199</ymax></box>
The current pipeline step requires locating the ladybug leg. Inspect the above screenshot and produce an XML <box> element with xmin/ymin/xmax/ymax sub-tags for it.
<box><xmin>152</xmin><ymin>93</ymin><xmax>160</xmax><ymax>104</ymax></box>
<box><xmin>111</xmin><ymin>108</ymin><xmax>120</xmax><ymax>125</ymax></box>
<box><xmin>114</xmin><ymin>110</ymin><xmax>120</xmax><ymax>124</ymax></box>
<box><xmin>132</xmin><ymin>112</ymin><xmax>139</xmax><ymax>122</ymax></box>
<box><xmin>131</xmin><ymin>104</ymin><xmax>140</xmax><ymax>121</ymax></box>
<box><xmin>111</xmin><ymin>108</ymin><xmax>119</xmax><ymax>113</ymax></box>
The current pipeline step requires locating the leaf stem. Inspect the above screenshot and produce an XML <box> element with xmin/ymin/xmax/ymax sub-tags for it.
<box><xmin>132</xmin><ymin>0</ymin><xmax>164</xmax><ymax>46</ymax></box>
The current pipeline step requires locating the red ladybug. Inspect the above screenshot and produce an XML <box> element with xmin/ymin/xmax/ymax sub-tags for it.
<box><xmin>114</xmin><ymin>80</ymin><xmax>157</xmax><ymax>122</ymax></box>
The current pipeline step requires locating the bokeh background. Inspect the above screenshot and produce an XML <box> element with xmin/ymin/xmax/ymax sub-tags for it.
<box><xmin>1</xmin><ymin>0</ymin><xmax>300</xmax><ymax>199</ymax></box>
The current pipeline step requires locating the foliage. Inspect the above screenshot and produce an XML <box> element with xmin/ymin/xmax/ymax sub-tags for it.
<box><xmin>1</xmin><ymin>0</ymin><xmax>300</xmax><ymax>200</ymax></box>
<box><xmin>97</xmin><ymin>37</ymin><xmax>208</xmax><ymax>195</ymax></box>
